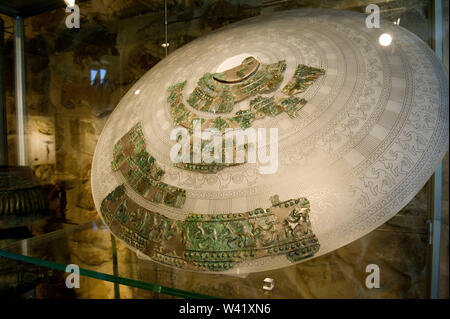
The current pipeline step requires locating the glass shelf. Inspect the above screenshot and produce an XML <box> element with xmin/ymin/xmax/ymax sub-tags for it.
<box><xmin>0</xmin><ymin>219</ymin><xmax>306</xmax><ymax>298</ymax></box>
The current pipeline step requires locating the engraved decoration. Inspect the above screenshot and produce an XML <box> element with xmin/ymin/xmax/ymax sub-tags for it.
<box><xmin>92</xmin><ymin>9</ymin><xmax>449</xmax><ymax>274</ymax></box>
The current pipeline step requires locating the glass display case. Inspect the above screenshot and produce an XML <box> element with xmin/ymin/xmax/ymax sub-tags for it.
<box><xmin>0</xmin><ymin>0</ymin><xmax>448</xmax><ymax>299</ymax></box>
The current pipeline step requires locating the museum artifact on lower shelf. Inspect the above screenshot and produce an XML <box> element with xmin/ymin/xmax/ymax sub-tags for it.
<box><xmin>0</xmin><ymin>166</ymin><xmax>49</xmax><ymax>229</ymax></box>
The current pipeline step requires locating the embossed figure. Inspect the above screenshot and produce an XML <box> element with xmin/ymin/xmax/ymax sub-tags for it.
<box><xmin>111</xmin><ymin>123</ymin><xmax>186</xmax><ymax>208</ymax></box>
<box><xmin>168</xmin><ymin>57</ymin><xmax>325</xmax><ymax>133</ymax></box>
<box><xmin>101</xmin><ymin>185</ymin><xmax>320</xmax><ymax>272</ymax></box>
<box><xmin>166</xmin><ymin>57</ymin><xmax>325</xmax><ymax>173</ymax></box>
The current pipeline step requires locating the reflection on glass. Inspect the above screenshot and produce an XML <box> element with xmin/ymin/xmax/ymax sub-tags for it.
<box><xmin>378</xmin><ymin>33</ymin><xmax>392</xmax><ymax>46</ymax></box>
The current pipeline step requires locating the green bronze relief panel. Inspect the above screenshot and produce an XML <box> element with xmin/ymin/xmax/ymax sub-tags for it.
<box><xmin>166</xmin><ymin>59</ymin><xmax>325</xmax><ymax>174</ymax></box>
<box><xmin>212</xmin><ymin>56</ymin><xmax>260</xmax><ymax>83</ymax></box>
<box><xmin>282</xmin><ymin>64</ymin><xmax>325</xmax><ymax>96</ymax></box>
<box><xmin>249</xmin><ymin>95</ymin><xmax>308</xmax><ymax>119</ymax></box>
<box><xmin>111</xmin><ymin>123</ymin><xmax>186</xmax><ymax>208</ymax></box>
<box><xmin>100</xmin><ymin>185</ymin><xmax>320</xmax><ymax>272</ymax></box>
<box><xmin>167</xmin><ymin>60</ymin><xmax>325</xmax><ymax>135</ymax></box>
<box><xmin>173</xmin><ymin>141</ymin><xmax>242</xmax><ymax>174</ymax></box>
<box><xmin>168</xmin><ymin>82</ymin><xmax>308</xmax><ymax>133</ymax></box>
<box><xmin>187</xmin><ymin>57</ymin><xmax>286</xmax><ymax>114</ymax></box>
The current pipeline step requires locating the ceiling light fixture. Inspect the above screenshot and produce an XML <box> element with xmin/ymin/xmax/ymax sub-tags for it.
<box><xmin>64</xmin><ymin>0</ymin><xmax>76</xmax><ymax>8</ymax></box>
<box><xmin>378</xmin><ymin>33</ymin><xmax>392</xmax><ymax>46</ymax></box>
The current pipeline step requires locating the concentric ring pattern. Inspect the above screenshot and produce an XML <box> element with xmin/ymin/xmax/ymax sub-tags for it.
<box><xmin>92</xmin><ymin>9</ymin><xmax>449</xmax><ymax>274</ymax></box>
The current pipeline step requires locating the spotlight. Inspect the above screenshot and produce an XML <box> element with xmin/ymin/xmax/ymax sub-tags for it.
<box><xmin>378</xmin><ymin>33</ymin><xmax>392</xmax><ymax>46</ymax></box>
<box><xmin>64</xmin><ymin>0</ymin><xmax>76</xmax><ymax>7</ymax></box>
